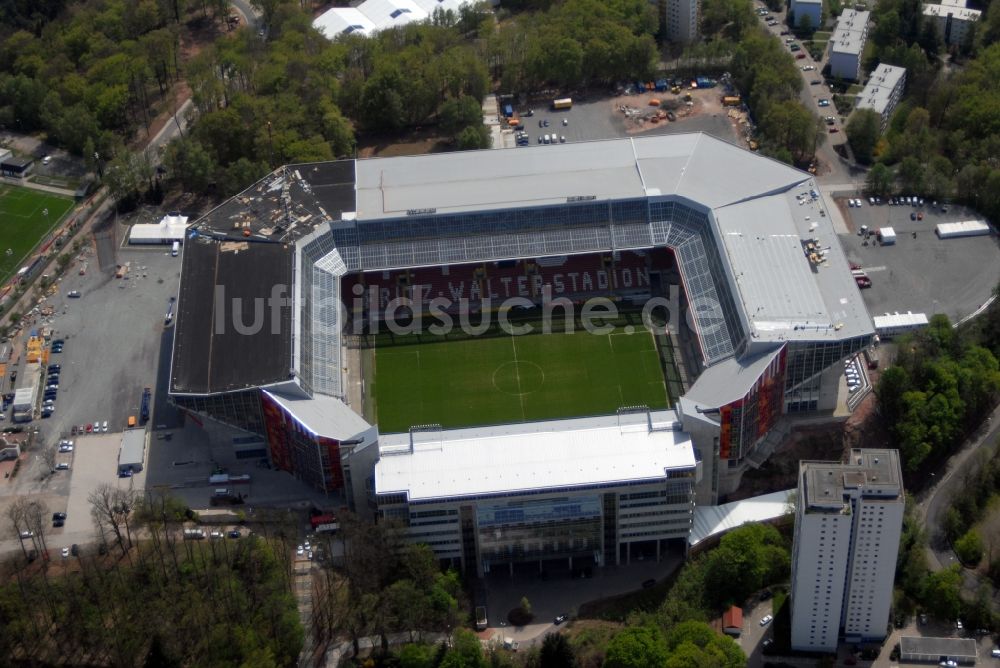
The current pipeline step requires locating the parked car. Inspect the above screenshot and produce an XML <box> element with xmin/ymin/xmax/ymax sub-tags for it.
<box><xmin>101</xmin><ymin>421</ymin><xmax>108</xmax><ymax>432</ymax></box>
<box><xmin>85</xmin><ymin>424</ymin><xmax>93</xmax><ymax>433</ymax></box>
<box><xmin>818</xmin><ymin>99</ymin><xmax>830</xmax><ymax>107</ymax></box>
<box><xmin>67</xmin><ymin>291</ymin><xmax>81</xmax><ymax>298</ymax></box>
<box><xmin>760</xmin><ymin>615</ymin><xmax>774</xmax><ymax>626</ymax></box>
<box><xmin>55</xmin><ymin>463</ymin><xmax>69</xmax><ymax>470</ymax></box>
<box><xmin>554</xmin><ymin>614</ymin><xmax>568</xmax><ymax>625</ymax></box>
<box><xmin>52</xmin><ymin>512</ymin><xmax>67</xmax><ymax>521</ymax></box>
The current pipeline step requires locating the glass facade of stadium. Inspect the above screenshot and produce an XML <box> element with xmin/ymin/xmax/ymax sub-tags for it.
<box><xmin>377</xmin><ymin>474</ymin><xmax>697</xmax><ymax>577</ymax></box>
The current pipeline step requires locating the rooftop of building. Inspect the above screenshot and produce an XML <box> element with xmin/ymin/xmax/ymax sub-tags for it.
<box><xmin>855</xmin><ymin>65</ymin><xmax>907</xmax><ymax>114</ymax></box>
<box><xmin>119</xmin><ymin>429</ymin><xmax>146</xmax><ymax>465</ymax></box>
<box><xmin>690</xmin><ymin>488</ymin><xmax>794</xmax><ymax>546</ymax></box>
<box><xmin>169</xmin><ymin>237</ymin><xmax>294</xmax><ymax>395</ymax></box>
<box><xmin>899</xmin><ymin>636</ymin><xmax>977</xmax><ymax>659</ymax></box>
<box><xmin>313</xmin><ymin>0</ymin><xmax>471</xmax><ymax>38</ymax></box>
<box><xmin>831</xmin><ymin>9</ymin><xmax>871</xmax><ymax>55</ymax></box>
<box><xmin>923</xmin><ymin>2</ymin><xmax>981</xmax><ymax>18</ymax></box>
<box><xmin>801</xmin><ymin>448</ymin><xmax>903</xmax><ymax>511</ymax></box>
<box><xmin>375</xmin><ymin>410</ymin><xmax>697</xmax><ymax>503</ymax></box>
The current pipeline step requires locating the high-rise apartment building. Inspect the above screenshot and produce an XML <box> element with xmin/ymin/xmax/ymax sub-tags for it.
<box><xmin>790</xmin><ymin>449</ymin><xmax>904</xmax><ymax>653</ymax></box>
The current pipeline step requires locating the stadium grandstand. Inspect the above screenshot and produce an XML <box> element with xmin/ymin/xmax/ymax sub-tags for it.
<box><xmin>169</xmin><ymin>133</ymin><xmax>873</xmax><ymax>573</ymax></box>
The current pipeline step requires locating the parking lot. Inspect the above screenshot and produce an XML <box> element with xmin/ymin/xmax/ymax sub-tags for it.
<box><xmin>502</xmin><ymin>89</ymin><xmax>740</xmax><ymax>149</ymax></box>
<box><xmin>0</xmin><ymin>243</ymin><xmax>181</xmax><ymax>556</ymax></box>
<box><xmin>837</xmin><ymin>199</ymin><xmax>1000</xmax><ymax>324</ymax></box>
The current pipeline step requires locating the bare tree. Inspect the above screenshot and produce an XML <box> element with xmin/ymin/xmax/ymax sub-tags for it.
<box><xmin>89</xmin><ymin>484</ymin><xmax>137</xmax><ymax>561</ymax></box>
<box><xmin>6</xmin><ymin>497</ymin><xmax>34</xmax><ymax>562</ymax></box>
<box><xmin>39</xmin><ymin>445</ymin><xmax>57</xmax><ymax>476</ymax></box>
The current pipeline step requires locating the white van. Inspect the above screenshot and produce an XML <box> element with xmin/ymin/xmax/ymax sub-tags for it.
<box><xmin>171</xmin><ymin>241</ymin><xmax>180</xmax><ymax>257</ymax></box>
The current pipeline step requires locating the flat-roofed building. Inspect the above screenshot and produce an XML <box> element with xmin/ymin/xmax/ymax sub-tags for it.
<box><xmin>829</xmin><ymin>9</ymin><xmax>870</xmax><ymax>81</ymax></box>
<box><xmin>923</xmin><ymin>0</ymin><xmax>981</xmax><ymax>46</ymax></box>
<box><xmin>374</xmin><ymin>410</ymin><xmax>699</xmax><ymax>575</ymax></box>
<box><xmin>790</xmin><ymin>0</ymin><xmax>823</xmax><ymax>28</ymax></box>
<box><xmin>854</xmin><ymin>65</ymin><xmax>906</xmax><ymax>133</ymax></box>
<box><xmin>790</xmin><ymin>449</ymin><xmax>904</xmax><ymax>652</ymax></box>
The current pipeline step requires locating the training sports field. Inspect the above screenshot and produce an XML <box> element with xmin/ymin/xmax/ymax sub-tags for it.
<box><xmin>372</xmin><ymin>327</ymin><xmax>670</xmax><ymax>432</ymax></box>
<box><xmin>0</xmin><ymin>185</ymin><xmax>75</xmax><ymax>284</ymax></box>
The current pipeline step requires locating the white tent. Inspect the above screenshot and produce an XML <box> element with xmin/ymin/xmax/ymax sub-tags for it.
<box><xmin>878</xmin><ymin>226</ymin><xmax>896</xmax><ymax>245</ymax></box>
<box><xmin>313</xmin><ymin>7</ymin><xmax>376</xmax><ymax>38</ymax></box>
<box><xmin>129</xmin><ymin>214</ymin><xmax>189</xmax><ymax>245</ymax></box>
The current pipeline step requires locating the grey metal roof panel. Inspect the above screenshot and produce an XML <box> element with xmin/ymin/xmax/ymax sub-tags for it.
<box><xmin>170</xmin><ymin>238</ymin><xmax>294</xmax><ymax>395</ymax></box>
<box><xmin>683</xmin><ymin>345</ymin><xmax>784</xmax><ymax>408</ymax></box>
<box><xmin>714</xmin><ymin>189</ymin><xmax>874</xmax><ymax>344</ymax></box>
<box><xmin>354</xmin><ymin>140</ymin><xmax>646</xmax><ymax>220</ymax></box>
<box><xmin>670</xmin><ymin>134</ymin><xmax>806</xmax><ymax>209</ymax></box>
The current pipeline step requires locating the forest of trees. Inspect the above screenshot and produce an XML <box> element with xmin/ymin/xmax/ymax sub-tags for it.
<box><xmin>1</xmin><ymin>490</ymin><xmax>302</xmax><ymax>666</ymax></box>
<box><xmin>876</xmin><ymin>311</ymin><xmax>1000</xmax><ymax>474</ymax></box>
<box><xmin>842</xmin><ymin>0</ymin><xmax>1000</xmax><ymax>222</ymax></box>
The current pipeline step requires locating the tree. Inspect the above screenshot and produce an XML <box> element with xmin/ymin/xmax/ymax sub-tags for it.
<box><xmin>440</xmin><ymin>629</ymin><xmax>486</xmax><ymax>668</ymax></box>
<box><xmin>955</xmin><ymin>529</ymin><xmax>985</xmax><ymax>565</ymax></box>
<box><xmin>456</xmin><ymin>125</ymin><xmax>491</xmax><ymax>150</ymax></box>
<box><xmin>847</xmin><ymin>109</ymin><xmax>882</xmax><ymax>164</ymax></box>
<box><xmin>603</xmin><ymin>626</ymin><xmax>668</xmax><ymax>668</ymax></box>
<box><xmin>539</xmin><ymin>633</ymin><xmax>576</xmax><ymax>668</ymax></box>
<box><xmin>921</xmin><ymin>565</ymin><xmax>963</xmax><ymax>621</ymax></box>
<box><xmin>663</xmin><ymin>621</ymin><xmax>744</xmax><ymax>668</ymax></box>
<box><xmin>865</xmin><ymin>162</ymin><xmax>894</xmax><ymax>196</ymax></box>
<box><xmin>163</xmin><ymin>137</ymin><xmax>217</xmax><ymax>192</ymax></box>
<box><xmin>439</xmin><ymin>96</ymin><xmax>483</xmax><ymax>137</ymax></box>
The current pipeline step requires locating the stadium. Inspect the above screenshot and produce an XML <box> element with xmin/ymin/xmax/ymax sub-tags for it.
<box><xmin>169</xmin><ymin>133</ymin><xmax>873</xmax><ymax>574</ymax></box>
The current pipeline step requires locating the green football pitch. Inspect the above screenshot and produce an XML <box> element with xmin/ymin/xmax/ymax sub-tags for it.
<box><xmin>0</xmin><ymin>185</ymin><xmax>75</xmax><ymax>284</ymax></box>
<box><xmin>372</xmin><ymin>328</ymin><xmax>670</xmax><ymax>432</ymax></box>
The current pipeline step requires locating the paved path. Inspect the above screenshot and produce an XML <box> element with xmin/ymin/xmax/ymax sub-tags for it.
<box><xmin>1</xmin><ymin>177</ymin><xmax>77</xmax><ymax>198</ymax></box>
<box><xmin>917</xmin><ymin>404</ymin><xmax>1000</xmax><ymax>572</ymax></box>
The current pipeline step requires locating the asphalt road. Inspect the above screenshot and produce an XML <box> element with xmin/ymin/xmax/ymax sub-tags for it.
<box><xmin>752</xmin><ymin>2</ymin><xmax>860</xmax><ymax>187</ymax></box>
<box><xmin>919</xmin><ymin>404</ymin><xmax>1000</xmax><ymax>573</ymax></box>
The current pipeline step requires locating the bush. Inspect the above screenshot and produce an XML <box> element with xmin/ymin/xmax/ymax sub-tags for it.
<box><xmin>954</xmin><ymin>529</ymin><xmax>985</xmax><ymax>566</ymax></box>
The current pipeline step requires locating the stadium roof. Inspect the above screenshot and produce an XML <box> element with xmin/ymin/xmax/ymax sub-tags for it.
<box><xmin>714</xmin><ymin>188</ymin><xmax>873</xmax><ymax>343</ymax></box>
<box><xmin>375</xmin><ymin>411</ymin><xmax>696</xmax><ymax>503</ymax></box>
<box><xmin>689</xmin><ymin>488</ymin><xmax>794</xmax><ymax>547</ymax></box>
<box><xmin>174</xmin><ymin>133</ymin><xmax>874</xmax><ymax>401</ymax></box>
<box><xmin>263</xmin><ymin>388</ymin><xmax>373</xmax><ymax>439</ymax></box>
<box><xmin>684</xmin><ymin>346</ymin><xmax>783</xmax><ymax>408</ymax></box>
<box><xmin>353</xmin><ymin>133</ymin><xmax>807</xmax><ymax>221</ymax></box>
<box><xmin>170</xmin><ymin>237</ymin><xmax>294</xmax><ymax>395</ymax></box>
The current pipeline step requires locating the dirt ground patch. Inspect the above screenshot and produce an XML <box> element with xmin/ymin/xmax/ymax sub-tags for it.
<box><xmin>732</xmin><ymin>424</ymin><xmax>849</xmax><ymax>501</ymax></box>
<box><xmin>613</xmin><ymin>87</ymin><xmax>727</xmax><ymax>135</ymax></box>
<box><xmin>357</xmin><ymin>130</ymin><xmax>450</xmax><ymax>158</ymax></box>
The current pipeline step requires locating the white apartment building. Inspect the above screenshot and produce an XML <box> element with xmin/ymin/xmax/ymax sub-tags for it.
<box><xmin>790</xmin><ymin>449</ymin><xmax>904</xmax><ymax>653</ymax></box>
<box><xmin>829</xmin><ymin>9</ymin><xmax>871</xmax><ymax>81</ymax></box>
<box><xmin>854</xmin><ymin>65</ymin><xmax>907</xmax><ymax>133</ymax></box>
<box><xmin>659</xmin><ymin>0</ymin><xmax>700</xmax><ymax>43</ymax></box>
<box><xmin>923</xmin><ymin>0</ymin><xmax>981</xmax><ymax>46</ymax></box>
<box><xmin>790</xmin><ymin>0</ymin><xmax>823</xmax><ymax>29</ymax></box>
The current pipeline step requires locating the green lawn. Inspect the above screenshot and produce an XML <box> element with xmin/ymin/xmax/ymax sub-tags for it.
<box><xmin>0</xmin><ymin>185</ymin><xmax>75</xmax><ymax>284</ymax></box>
<box><xmin>372</xmin><ymin>328</ymin><xmax>670</xmax><ymax>432</ymax></box>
